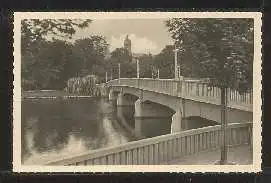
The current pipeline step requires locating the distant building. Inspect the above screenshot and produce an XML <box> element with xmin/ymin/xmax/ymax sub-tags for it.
<box><xmin>123</xmin><ymin>35</ymin><xmax>132</xmax><ymax>55</ymax></box>
<box><xmin>123</xmin><ymin>34</ymin><xmax>146</xmax><ymax>63</ymax></box>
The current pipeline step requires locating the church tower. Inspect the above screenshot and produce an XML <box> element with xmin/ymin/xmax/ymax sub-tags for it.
<box><xmin>123</xmin><ymin>34</ymin><xmax>132</xmax><ymax>55</ymax></box>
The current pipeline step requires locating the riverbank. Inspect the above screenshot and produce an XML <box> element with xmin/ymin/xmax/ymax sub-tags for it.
<box><xmin>22</xmin><ymin>90</ymin><xmax>94</xmax><ymax>99</ymax></box>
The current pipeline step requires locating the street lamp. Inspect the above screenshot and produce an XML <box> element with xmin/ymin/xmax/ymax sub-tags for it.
<box><xmin>118</xmin><ymin>63</ymin><xmax>121</xmax><ymax>84</ymax></box>
<box><xmin>177</xmin><ymin>65</ymin><xmax>180</xmax><ymax>78</ymax></box>
<box><xmin>136</xmin><ymin>59</ymin><xmax>140</xmax><ymax>79</ymax></box>
<box><xmin>173</xmin><ymin>45</ymin><xmax>179</xmax><ymax>80</ymax></box>
<box><xmin>105</xmin><ymin>71</ymin><xmax>108</xmax><ymax>82</ymax></box>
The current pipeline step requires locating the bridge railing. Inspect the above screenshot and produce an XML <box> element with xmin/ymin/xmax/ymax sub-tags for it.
<box><xmin>46</xmin><ymin>122</ymin><xmax>252</xmax><ymax>166</ymax></box>
<box><xmin>107</xmin><ymin>78</ymin><xmax>252</xmax><ymax>111</ymax></box>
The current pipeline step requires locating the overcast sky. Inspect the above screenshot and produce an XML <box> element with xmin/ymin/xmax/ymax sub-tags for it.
<box><xmin>72</xmin><ymin>19</ymin><xmax>174</xmax><ymax>54</ymax></box>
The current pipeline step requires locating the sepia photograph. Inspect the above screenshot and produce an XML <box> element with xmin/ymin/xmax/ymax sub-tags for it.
<box><xmin>13</xmin><ymin>12</ymin><xmax>262</xmax><ymax>172</ymax></box>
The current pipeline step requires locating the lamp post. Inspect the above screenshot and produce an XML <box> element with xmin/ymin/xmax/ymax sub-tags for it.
<box><xmin>217</xmin><ymin>86</ymin><xmax>228</xmax><ymax>165</ymax></box>
<box><xmin>136</xmin><ymin>59</ymin><xmax>140</xmax><ymax>79</ymax></box>
<box><xmin>118</xmin><ymin>63</ymin><xmax>121</xmax><ymax>84</ymax></box>
<box><xmin>177</xmin><ymin>65</ymin><xmax>180</xmax><ymax>79</ymax></box>
<box><xmin>173</xmin><ymin>45</ymin><xmax>179</xmax><ymax>80</ymax></box>
<box><xmin>105</xmin><ymin>71</ymin><xmax>108</xmax><ymax>82</ymax></box>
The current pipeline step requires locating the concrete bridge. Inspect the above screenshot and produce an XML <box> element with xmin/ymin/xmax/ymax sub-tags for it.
<box><xmin>107</xmin><ymin>78</ymin><xmax>253</xmax><ymax>137</ymax></box>
<box><xmin>46</xmin><ymin>77</ymin><xmax>253</xmax><ymax>166</ymax></box>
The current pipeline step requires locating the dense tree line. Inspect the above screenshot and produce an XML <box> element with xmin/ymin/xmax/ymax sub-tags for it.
<box><xmin>22</xmin><ymin>18</ymin><xmax>253</xmax><ymax>94</ymax></box>
<box><xmin>22</xmin><ymin>37</ymin><xmax>109</xmax><ymax>90</ymax></box>
<box><xmin>21</xmin><ymin>19</ymin><xmax>110</xmax><ymax>90</ymax></box>
<box><xmin>165</xmin><ymin>18</ymin><xmax>253</xmax><ymax>92</ymax></box>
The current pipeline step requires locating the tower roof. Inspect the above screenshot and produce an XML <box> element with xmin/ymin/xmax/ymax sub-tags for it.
<box><xmin>124</xmin><ymin>34</ymin><xmax>131</xmax><ymax>43</ymax></box>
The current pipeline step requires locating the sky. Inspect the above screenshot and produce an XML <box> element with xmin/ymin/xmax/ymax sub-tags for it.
<box><xmin>72</xmin><ymin>19</ymin><xmax>174</xmax><ymax>54</ymax></box>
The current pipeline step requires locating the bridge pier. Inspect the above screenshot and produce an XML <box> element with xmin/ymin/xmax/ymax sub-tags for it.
<box><xmin>134</xmin><ymin>99</ymin><xmax>174</xmax><ymax>138</ymax></box>
<box><xmin>171</xmin><ymin>109</ymin><xmax>184</xmax><ymax>133</ymax></box>
<box><xmin>117</xmin><ymin>92</ymin><xmax>135</xmax><ymax>107</ymax></box>
<box><xmin>109</xmin><ymin>90</ymin><xmax>118</xmax><ymax>101</ymax></box>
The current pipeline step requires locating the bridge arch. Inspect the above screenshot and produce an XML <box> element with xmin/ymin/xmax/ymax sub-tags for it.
<box><xmin>108</xmin><ymin>82</ymin><xmax>252</xmax><ymax>137</ymax></box>
<box><xmin>109</xmin><ymin>86</ymin><xmax>185</xmax><ymax>137</ymax></box>
<box><xmin>134</xmin><ymin>99</ymin><xmax>175</xmax><ymax>138</ymax></box>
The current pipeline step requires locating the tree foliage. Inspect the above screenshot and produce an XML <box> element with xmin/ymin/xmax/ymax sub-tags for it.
<box><xmin>22</xmin><ymin>39</ymin><xmax>75</xmax><ymax>90</ymax></box>
<box><xmin>153</xmin><ymin>45</ymin><xmax>175</xmax><ymax>79</ymax></box>
<box><xmin>109</xmin><ymin>48</ymin><xmax>135</xmax><ymax>78</ymax></box>
<box><xmin>110</xmin><ymin>48</ymin><xmax>132</xmax><ymax>64</ymax></box>
<box><xmin>165</xmin><ymin>18</ymin><xmax>253</xmax><ymax>91</ymax></box>
<box><xmin>21</xmin><ymin>19</ymin><xmax>91</xmax><ymax>47</ymax></box>
<box><xmin>138</xmin><ymin>53</ymin><xmax>154</xmax><ymax>78</ymax></box>
<box><xmin>21</xmin><ymin>19</ymin><xmax>112</xmax><ymax>90</ymax></box>
<box><xmin>72</xmin><ymin>36</ymin><xmax>109</xmax><ymax>76</ymax></box>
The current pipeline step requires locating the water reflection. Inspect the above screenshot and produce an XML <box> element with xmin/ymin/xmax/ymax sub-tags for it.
<box><xmin>22</xmin><ymin>97</ymin><xmax>131</xmax><ymax>165</ymax></box>
<box><xmin>22</xmin><ymin>97</ymin><xmax>219</xmax><ymax>165</ymax></box>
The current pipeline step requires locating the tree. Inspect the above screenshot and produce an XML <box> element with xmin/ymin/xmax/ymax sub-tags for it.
<box><xmin>137</xmin><ymin>53</ymin><xmax>154</xmax><ymax>78</ymax></box>
<box><xmin>21</xmin><ymin>19</ymin><xmax>92</xmax><ymax>51</ymax></box>
<box><xmin>21</xmin><ymin>19</ymin><xmax>92</xmax><ymax>90</ymax></box>
<box><xmin>165</xmin><ymin>18</ymin><xmax>253</xmax><ymax>91</ymax></box>
<box><xmin>111</xmin><ymin>48</ymin><xmax>132</xmax><ymax>64</ymax></box>
<box><xmin>165</xmin><ymin>18</ymin><xmax>253</xmax><ymax>164</ymax></box>
<box><xmin>72</xmin><ymin>36</ymin><xmax>109</xmax><ymax>76</ymax></box>
<box><xmin>110</xmin><ymin>48</ymin><xmax>134</xmax><ymax>78</ymax></box>
<box><xmin>21</xmin><ymin>39</ymin><xmax>75</xmax><ymax>90</ymax></box>
<box><xmin>153</xmin><ymin>45</ymin><xmax>175</xmax><ymax>79</ymax></box>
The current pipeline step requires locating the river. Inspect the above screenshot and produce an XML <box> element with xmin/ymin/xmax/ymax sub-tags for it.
<box><xmin>22</xmin><ymin>97</ymin><xmax>137</xmax><ymax>165</ymax></box>
<box><xmin>22</xmin><ymin>96</ymin><xmax>218</xmax><ymax>165</ymax></box>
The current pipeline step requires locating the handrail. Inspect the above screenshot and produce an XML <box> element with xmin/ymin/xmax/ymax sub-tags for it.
<box><xmin>46</xmin><ymin>122</ymin><xmax>252</xmax><ymax>165</ymax></box>
<box><xmin>106</xmin><ymin>78</ymin><xmax>253</xmax><ymax>112</ymax></box>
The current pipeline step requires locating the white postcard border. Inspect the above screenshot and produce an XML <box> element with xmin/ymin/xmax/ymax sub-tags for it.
<box><xmin>13</xmin><ymin>12</ymin><xmax>262</xmax><ymax>173</ymax></box>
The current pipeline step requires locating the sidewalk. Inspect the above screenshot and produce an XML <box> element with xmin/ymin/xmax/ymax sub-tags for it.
<box><xmin>167</xmin><ymin>145</ymin><xmax>252</xmax><ymax>165</ymax></box>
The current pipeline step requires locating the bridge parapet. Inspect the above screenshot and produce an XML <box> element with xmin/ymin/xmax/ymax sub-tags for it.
<box><xmin>46</xmin><ymin>122</ymin><xmax>252</xmax><ymax>165</ymax></box>
<box><xmin>107</xmin><ymin>78</ymin><xmax>253</xmax><ymax>112</ymax></box>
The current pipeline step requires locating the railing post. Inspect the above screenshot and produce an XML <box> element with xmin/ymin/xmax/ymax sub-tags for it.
<box><xmin>220</xmin><ymin>87</ymin><xmax>228</xmax><ymax>164</ymax></box>
<box><xmin>250</xmin><ymin>91</ymin><xmax>253</xmax><ymax>104</ymax></box>
<box><xmin>174</xmin><ymin>47</ymin><xmax>179</xmax><ymax>80</ymax></box>
<box><xmin>196</xmin><ymin>82</ymin><xmax>199</xmax><ymax>96</ymax></box>
<box><xmin>177</xmin><ymin>79</ymin><xmax>182</xmax><ymax>97</ymax></box>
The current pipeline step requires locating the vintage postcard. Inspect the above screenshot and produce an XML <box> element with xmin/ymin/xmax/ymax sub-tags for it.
<box><xmin>13</xmin><ymin>12</ymin><xmax>262</xmax><ymax>172</ymax></box>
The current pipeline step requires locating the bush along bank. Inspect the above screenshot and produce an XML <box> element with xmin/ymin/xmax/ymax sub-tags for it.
<box><xmin>65</xmin><ymin>75</ymin><xmax>103</xmax><ymax>96</ymax></box>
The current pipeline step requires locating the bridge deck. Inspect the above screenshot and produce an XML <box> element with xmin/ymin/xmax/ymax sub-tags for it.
<box><xmin>107</xmin><ymin>78</ymin><xmax>253</xmax><ymax>112</ymax></box>
<box><xmin>167</xmin><ymin>145</ymin><xmax>252</xmax><ymax>165</ymax></box>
